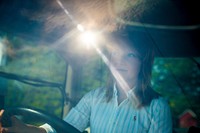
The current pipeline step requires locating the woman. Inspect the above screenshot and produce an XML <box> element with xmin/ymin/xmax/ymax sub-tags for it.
<box><xmin>42</xmin><ymin>30</ymin><xmax>172</xmax><ymax>133</ymax></box>
<box><xmin>0</xmin><ymin>31</ymin><xmax>172</xmax><ymax>133</ymax></box>
<box><xmin>63</xmin><ymin>31</ymin><xmax>171</xmax><ymax>132</ymax></box>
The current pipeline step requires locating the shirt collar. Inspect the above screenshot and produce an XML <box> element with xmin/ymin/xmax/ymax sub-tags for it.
<box><xmin>113</xmin><ymin>83</ymin><xmax>117</xmax><ymax>96</ymax></box>
<box><xmin>113</xmin><ymin>83</ymin><xmax>140</xmax><ymax>108</ymax></box>
<box><xmin>113</xmin><ymin>82</ymin><xmax>136</xmax><ymax>97</ymax></box>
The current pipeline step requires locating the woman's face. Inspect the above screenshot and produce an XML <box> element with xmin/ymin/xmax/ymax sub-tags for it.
<box><xmin>109</xmin><ymin>42</ymin><xmax>141</xmax><ymax>88</ymax></box>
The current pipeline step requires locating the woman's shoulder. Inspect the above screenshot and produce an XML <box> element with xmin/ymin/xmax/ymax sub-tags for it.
<box><xmin>151</xmin><ymin>96</ymin><xmax>169</xmax><ymax>105</ymax></box>
<box><xmin>148</xmin><ymin>96</ymin><xmax>172</xmax><ymax>123</ymax></box>
<box><xmin>85</xmin><ymin>86</ymin><xmax>107</xmax><ymax>99</ymax></box>
<box><xmin>150</xmin><ymin>96</ymin><xmax>170</xmax><ymax>111</ymax></box>
<box><xmin>81</xmin><ymin>87</ymin><xmax>108</xmax><ymax>105</ymax></box>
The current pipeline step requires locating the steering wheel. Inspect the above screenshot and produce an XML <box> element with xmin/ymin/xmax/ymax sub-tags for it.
<box><xmin>2</xmin><ymin>107</ymin><xmax>81</xmax><ymax>133</ymax></box>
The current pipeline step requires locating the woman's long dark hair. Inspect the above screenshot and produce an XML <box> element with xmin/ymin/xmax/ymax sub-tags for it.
<box><xmin>105</xmin><ymin>29</ymin><xmax>159</xmax><ymax>107</ymax></box>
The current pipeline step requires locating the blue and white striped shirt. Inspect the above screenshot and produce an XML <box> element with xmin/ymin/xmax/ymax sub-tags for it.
<box><xmin>41</xmin><ymin>87</ymin><xmax>172</xmax><ymax>133</ymax></box>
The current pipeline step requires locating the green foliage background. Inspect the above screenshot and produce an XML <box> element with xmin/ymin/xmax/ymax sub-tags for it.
<box><xmin>0</xmin><ymin>37</ymin><xmax>67</xmax><ymax>117</ymax></box>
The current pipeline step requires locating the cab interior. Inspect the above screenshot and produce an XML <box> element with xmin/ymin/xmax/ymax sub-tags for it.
<box><xmin>0</xmin><ymin>0</ymin><xmax>200</xmax><ymax>133</ymax></box>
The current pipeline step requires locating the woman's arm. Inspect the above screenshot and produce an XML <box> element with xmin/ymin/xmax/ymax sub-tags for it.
<box><xmin>64</xmin><ymin>88</ymin><xmax>99</xmax><ymax>132</ymax></box>
<box><xmin>64</xmin><ymin>92</ymin><xmax>93</xmax><ymax>132</ymax></box>
<box><xmin>148</xmin><ymin>98</ymin><xmax>172</xmax><ymax>133</ymax></box>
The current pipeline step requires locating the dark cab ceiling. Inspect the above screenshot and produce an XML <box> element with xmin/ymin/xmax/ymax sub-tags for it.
<box><xmin>0</xmin><ymin>0</ymin><xmax>199</xmax><ymax>57</ymax></box>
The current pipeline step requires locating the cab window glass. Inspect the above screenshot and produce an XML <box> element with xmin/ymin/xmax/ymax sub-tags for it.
<box><xmin>152</xmin><ymin>58</ymin><xmax>200</xmax><ymax>132</ymax></box>
<box><xmin>0</xmin><ymin>38</ymin><xmax>67</xmax><ymax>117</ymax></box>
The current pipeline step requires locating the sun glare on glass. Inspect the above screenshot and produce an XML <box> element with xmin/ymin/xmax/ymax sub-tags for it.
<box><xmin>80</xmin><ymin>31</ymin><xmax>97</xmax><ymax>49</ymax></box>
<box><xmin>77</xmin><ymin>24</ymin><xmax>85</xmax><ymax>32</ymax></box>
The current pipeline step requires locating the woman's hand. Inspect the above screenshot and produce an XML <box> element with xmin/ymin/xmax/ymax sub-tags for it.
<box><xmin>0</xmin><ymin>110</ymin><xmax>46</xmax><ymax>133</ymax></box>
<box><xmin>1</xmin><ymin>116</ymin><xmax>29</xmax><ymax>133</ymax></box>
<box><xmin>0</xmin><ymin>110</ymin><xmax>4</xmax><ymax>132</ymax></box>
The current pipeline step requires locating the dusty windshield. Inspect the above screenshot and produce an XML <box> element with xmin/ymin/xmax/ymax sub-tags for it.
<box><xmin>0</xmin><ymin>0</ymin><xmax>200</xmax><ymax>133</ymax></box>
